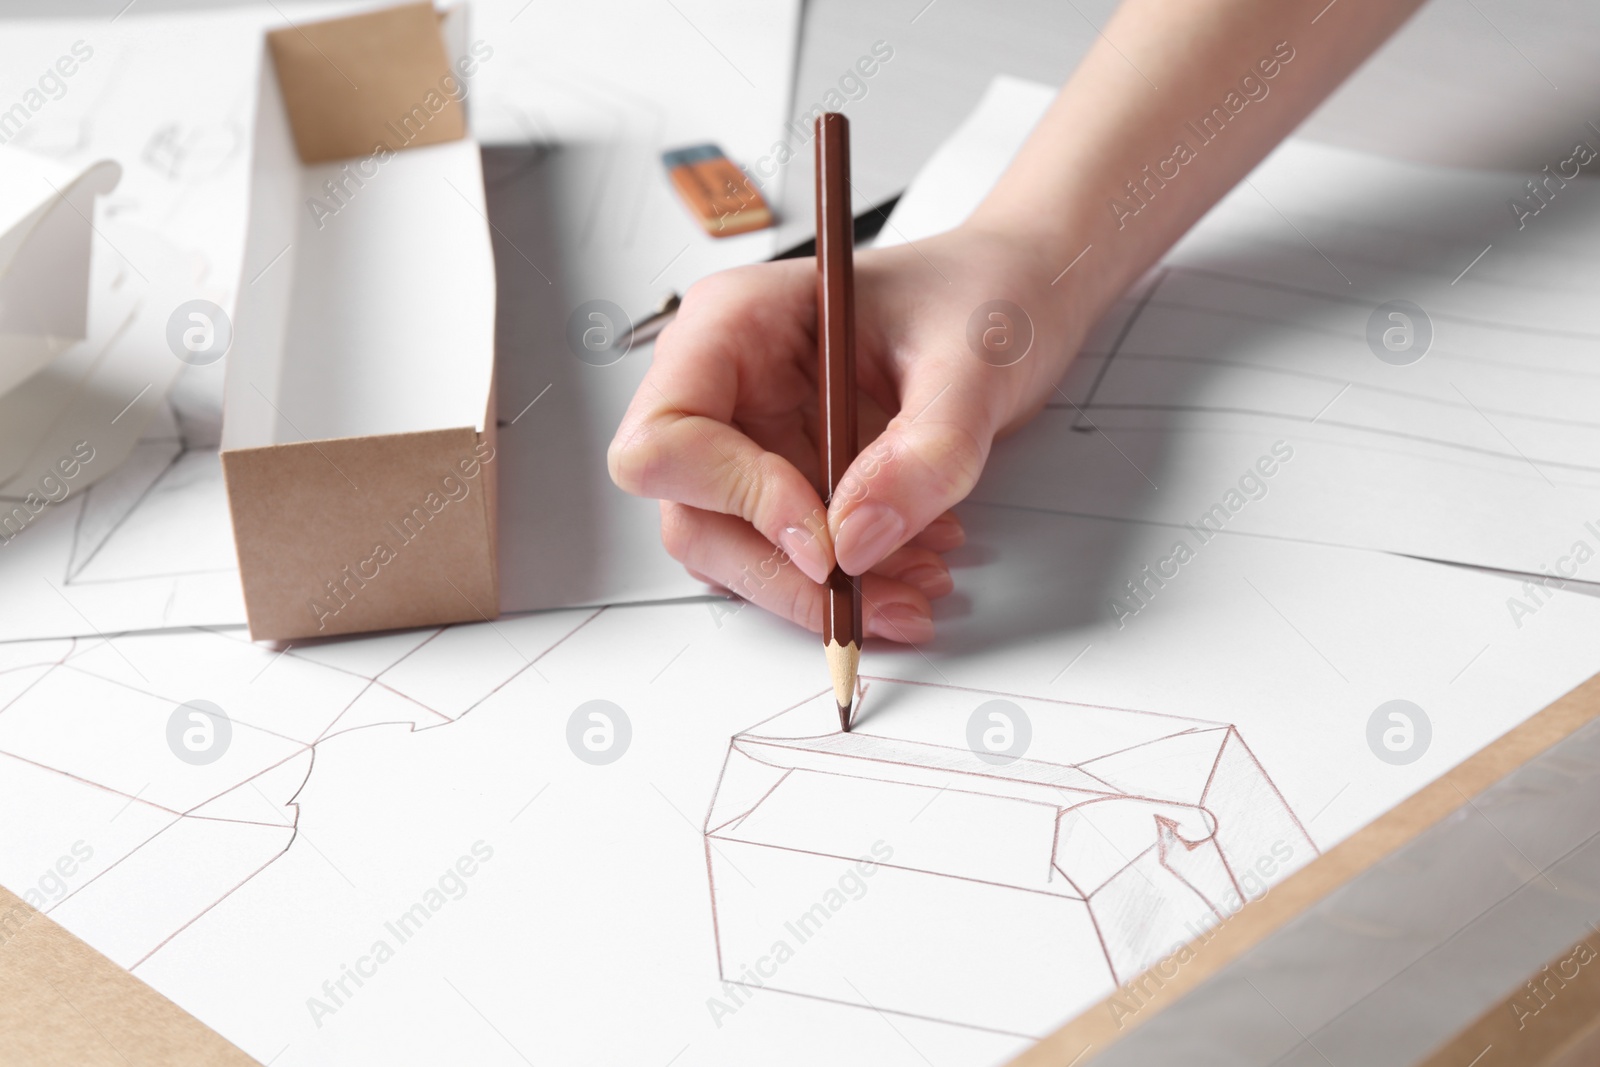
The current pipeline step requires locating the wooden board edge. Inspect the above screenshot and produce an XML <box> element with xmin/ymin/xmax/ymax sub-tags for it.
<box><xmin>0</xmin><ymin>885</ymin><xmax>256</xmax><ymax>1066</ymax></box>
<box><xmin>1009</xmin><ymin>667</ymin><xmax>1600</xmax><ymax>1066</ymax></box>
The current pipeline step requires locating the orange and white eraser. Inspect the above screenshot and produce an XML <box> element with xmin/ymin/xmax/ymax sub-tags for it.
<box><xmin>662</xmin><ymin>144</ymin><xmax>773</xmax><ymax>238</ymax></box>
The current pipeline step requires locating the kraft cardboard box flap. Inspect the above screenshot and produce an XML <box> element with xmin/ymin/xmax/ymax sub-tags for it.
<box><xmin>266</xmin><ymin>2</ymin><xmax>465</xmax><ymax>163</ymax></box>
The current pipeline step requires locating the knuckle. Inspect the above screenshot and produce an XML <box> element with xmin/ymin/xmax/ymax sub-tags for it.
<box><xmin>650</xmin><ymin>317</ymin><xmax>684</xmax><ymax>355</ymax></box>
<box><xmin>725</xmin><ymin>450</ymin><xmax>781</xmax><ymax>528</ymax></box>
<box><xmin>919</xmin><ymin>420</ymin><xmax>988</xmax><ymax>500</ymax></box>
<box><xmin>658</xmin><ymin>502</ymin><xmax>697</xmax><ymax>563</ymax></box>
<box><xmin>681</xmin><ymin>269</ymin><xmax>747</xmax><ymax>314</ymax></box>
<box><xmin>607</xmin><ymin>419</ymin><xmax>667</xmax><ymax>497</ymax></box>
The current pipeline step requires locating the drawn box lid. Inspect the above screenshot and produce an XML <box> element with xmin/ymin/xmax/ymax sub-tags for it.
<box><xmin>707</xmin><ymin>678</ymin><xmax>1310</xmax><ymax>903</ymax></box>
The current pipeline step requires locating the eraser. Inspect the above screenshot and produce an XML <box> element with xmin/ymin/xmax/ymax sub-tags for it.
<box><xmin>661</xmin><ymin>143</ymin><xmax>773</xmax><ymax>238</ymax></box>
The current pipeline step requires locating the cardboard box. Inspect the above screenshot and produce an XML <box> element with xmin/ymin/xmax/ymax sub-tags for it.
<box><xmin>704</xmin><ymin>680</ymin><xmax>1315</xmax><ymax>1036</ymax></box>
<box><xmin>221</xmin><ymin>2</ymin><xmax>498</xmax><ymax>641</ymax></box>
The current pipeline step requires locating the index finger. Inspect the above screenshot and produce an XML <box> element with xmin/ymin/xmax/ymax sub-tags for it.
<box><xmin>607</xmin><ymin>263</ymin><xmax>837</xmax><ymax>584</ymax></box>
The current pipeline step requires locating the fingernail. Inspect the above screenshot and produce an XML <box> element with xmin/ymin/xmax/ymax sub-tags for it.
<box><xmin>835</xmin><ymin>503</ymin><xmax>906</xmax><ymax>575</ymax></box>
<box><xmin>868</xmin><ymin>603</ymin><xmax>934</xmax><ymax>644</ymax></box>
<box><xmin>899</xmin><ymin>563</ymin><xmax>954</xmax><ymax>598</ymax></box>
<box><xmin>778</xmin><ymin>525</ymin><xmax>832</xmax><ymax>584</ymax></box>
<box><xmin>925</xmin><ymin>515</ymin><xmax>967</xmax><ymax>550</ymax></box>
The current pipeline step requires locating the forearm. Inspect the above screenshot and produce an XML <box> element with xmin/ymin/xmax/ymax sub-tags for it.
<box><xmin>969</xmin><ymin>0</ymin><xmax>1425</xmax><ymax>329</ymax></box>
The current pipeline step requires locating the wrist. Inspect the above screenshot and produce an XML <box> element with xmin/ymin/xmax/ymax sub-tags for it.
<box><xmin>951</xmin><ymin>214</ymin><xmax>1107</xmax><ymax>424</ymax></box>
<box><xmin>963</xmin><ymin>200</ymin><xmax>1119</xmax><ymax>330</ymax></box>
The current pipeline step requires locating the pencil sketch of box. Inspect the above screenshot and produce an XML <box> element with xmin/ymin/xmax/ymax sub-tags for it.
<box><xmin>703</xmin><ymin>679</ymin><xmax>1317</xmax><ymax>1036</ymax></box>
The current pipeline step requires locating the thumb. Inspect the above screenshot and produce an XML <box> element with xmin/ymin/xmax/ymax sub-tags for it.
<box><xmin>828</xmin><ymin>367</ymin><xmax>995</xmax><ymax>576</ymax></box>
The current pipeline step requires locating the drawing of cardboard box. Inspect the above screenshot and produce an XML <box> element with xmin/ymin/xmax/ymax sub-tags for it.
<box><xmin>221</xmin><ymin>2</ymin><xmax>498</xmax><ymax>641</ymax></box>
<box><xmin>703</xmin><ymin>680</ymin><xmax>1317</xmax><ymax>1036</ymax></box>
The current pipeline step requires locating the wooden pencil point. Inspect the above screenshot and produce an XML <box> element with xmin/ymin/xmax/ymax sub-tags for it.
<box><xmin>825</xmin><ymin>638</ymin><xmax>860</xmax><ymax>732</ymax></box>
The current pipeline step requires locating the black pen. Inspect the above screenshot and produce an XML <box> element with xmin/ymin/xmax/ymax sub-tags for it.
<box><xmin>622</xmin><ymin>193</ymin><xmax>902</xmax><ymax>348</ymax></box>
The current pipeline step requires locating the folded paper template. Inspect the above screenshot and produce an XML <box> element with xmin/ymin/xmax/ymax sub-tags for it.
<box><xmin>0</xmin><ymin>143</ymin><xmax>201</xmax><ymax>505</ymax></box>
<box><xmin>704</xmin><ymin>679</ymin><xmax>1317</xmax><ymax>1036</ymax></box>
<box><xmin>0</xmin><ymin>146</ymin><xmax>120</xmax><ymax>397</ymax></box>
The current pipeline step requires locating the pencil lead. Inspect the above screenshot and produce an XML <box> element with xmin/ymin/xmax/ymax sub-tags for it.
<box><xmin>838</xmin><ymin>700</ymin><xmax>852</xmax><ymax>732</ymax></box>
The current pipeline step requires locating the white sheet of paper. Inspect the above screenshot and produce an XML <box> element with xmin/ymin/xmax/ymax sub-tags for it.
<box><xmin>2</xmin><ymin>503</ymin><xmax>1598</xmax><ymax>1064</ymax></box>
<box><xmin>883</xmin><ymin>76</ymin><xmax>1600</xmax><ymax>589</ymax></box>
<box><xmin>0</xmin><ymin>402</ymin><xmax>246</xmax><ymax>642</ymax></box>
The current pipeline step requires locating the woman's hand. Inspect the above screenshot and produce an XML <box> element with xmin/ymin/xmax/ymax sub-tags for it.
<box><xmin>609</xmin><ymin>0</ymin><xmax>1423</xmax><ymax>644</ymax></box>
<box><xmin>607</xmin><ymin>222</ymin><xmax>1088</xmax><ymax>643</ymax></box>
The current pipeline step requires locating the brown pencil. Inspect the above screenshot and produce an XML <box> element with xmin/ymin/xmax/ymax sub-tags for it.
<box><xmin>815</xmin><ymin>112</ymin><xmax>861</xmax><ymax>732</ymax></box>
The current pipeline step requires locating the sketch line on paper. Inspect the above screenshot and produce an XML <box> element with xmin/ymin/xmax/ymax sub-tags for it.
<box><xmin>57</xmin><ymin>415</ymin><xmax>224</xmax><ymax>585</ymax></box>
<box><xmin>1066</xmin><ymin>265</ymin><xmax>1600</xmax><ymax>373</ymax></box>
<box><xmin>700</xmin><ymin>675</ymin><xmax>1317</xmax><ymax>1037</ymax></box>
<box><xmin>1069</xmin><ymin>268</ymin><xmax>1169</xmax><ymax>434</ymax></box>
<box><xmin>1052</xmin><ymin>263</ymin><xmax>1600</xmax><ymax>477</ymax></box>
<box><xmin>0</xmin><ymin>609</ymin><xmax>598</xmax><ymax>974</ymax></box>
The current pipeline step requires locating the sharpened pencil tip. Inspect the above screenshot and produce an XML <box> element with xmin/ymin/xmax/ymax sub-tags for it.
<box><xmin>838</xmin><ymin>701</ymin><xmax>852</xmax><ymax>732</ymax></box>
